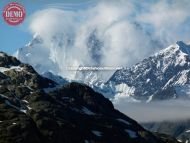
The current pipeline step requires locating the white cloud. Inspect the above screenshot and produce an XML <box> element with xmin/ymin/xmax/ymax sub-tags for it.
<box><xmin>25</xmin><ymin>0</ymin><xmax>190</xmax><ymax>80</ymax></box>
<box><xmin>136</xmin><ymin>0</ymin><xmax>190</xmax><ymax>45</ymax></box>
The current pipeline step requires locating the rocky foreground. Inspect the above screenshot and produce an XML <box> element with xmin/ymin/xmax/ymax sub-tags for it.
<box><xmin>0</xmin><ymin>52</ymin><xmax>180</xmax><ymax>143</ymax></box>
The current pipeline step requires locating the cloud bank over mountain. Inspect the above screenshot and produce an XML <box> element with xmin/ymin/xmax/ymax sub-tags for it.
<box><xmin>25</xmin><ymin>0</ymin><xmax>190</xmax><ymax>80</ymax></box>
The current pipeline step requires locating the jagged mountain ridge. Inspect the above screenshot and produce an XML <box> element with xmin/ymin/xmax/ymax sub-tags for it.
<box><xmin>108</xmin><ymin>41</ymin><xmax>190</xmax><ymax>101</ymax></box>
<box><xmin>16</xmin><ymin>33</ymin><xmax>190</xmax><ymax>102</ymax></box>
<box><xmin>0</xmin><ymin>52</ymin><xmax>180</xmax><ymax>143</ymax></box>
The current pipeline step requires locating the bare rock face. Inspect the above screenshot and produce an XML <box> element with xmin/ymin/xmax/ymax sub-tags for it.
<box><xmin>0</xmin><ymin>52</ymin><xmax>180</xmax><ymax>143</ymax></box>
<box><xmin>0</xmin><ymin>52</ymin><xmax>21</xmax><ymax>68</ymax></box>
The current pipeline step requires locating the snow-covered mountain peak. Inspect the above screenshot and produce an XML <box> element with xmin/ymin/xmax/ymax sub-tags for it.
<box><xmin>25</xmin><ymin>34</ymin><xmax>43</xmax><ymax>47</ymax></box>
<box><xmin>107</xmin><ymin>41</ymin><xmax>190</xmax><ymax>101</ymax></box>
<box><xmin>15</xmin><ymin>30</ymin><xmax>109</xmax><ymax>83</ymax></box>
<box><xmin>157</xmin><ymin>41</ymin><xmax>190</xmax><ymax>57</ymax></box>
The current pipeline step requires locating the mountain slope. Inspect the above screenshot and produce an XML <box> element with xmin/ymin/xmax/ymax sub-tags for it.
<box><xmin>0</xmin><ymin>52</ymin><xmax>179</xmax><ymax>143</ymax></box>
<box><xmin>108</xmin><ymin>41</ymin><xmax>190</xmax><ymax>101</ymax></box>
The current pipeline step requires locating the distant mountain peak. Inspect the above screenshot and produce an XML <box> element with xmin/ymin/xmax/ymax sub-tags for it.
<box><xmin>156</xmin><ymin>41</ymin><xmax>189</xmax><ymax>56</ymax></box>
<box><xmin>107</xmin><ymin>41</ymin><xmax>190</xmax><ymax>101</ymax></box>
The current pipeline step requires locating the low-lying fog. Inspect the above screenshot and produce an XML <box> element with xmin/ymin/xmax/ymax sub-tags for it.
<box><xmin>114</xmin><ymin>99</ymin><xmax>190</xmax><ymax>123</ymax></box>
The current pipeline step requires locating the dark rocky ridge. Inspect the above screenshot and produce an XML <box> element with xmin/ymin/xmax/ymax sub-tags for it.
<box><xmin>0</xmin><ymin>52</ymin><xmax>179</xmax><ymax>143</ymax></box>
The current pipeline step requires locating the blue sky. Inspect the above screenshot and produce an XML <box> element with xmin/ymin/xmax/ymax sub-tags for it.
<box><xmin>0</xmin><ymin>0</ymin><xmax>93</xmax><ymax>54</ymax></box>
